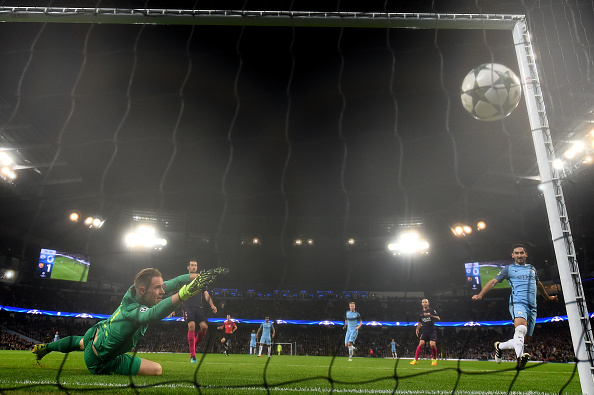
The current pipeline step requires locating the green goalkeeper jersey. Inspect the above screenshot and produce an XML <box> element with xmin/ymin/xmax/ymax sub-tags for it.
<box><xmin>91</xmin><ymin>274</ymin><xmax>190</xmax><ymax>361</ymax></box>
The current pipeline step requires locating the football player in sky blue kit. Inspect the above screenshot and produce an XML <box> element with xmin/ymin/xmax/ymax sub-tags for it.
<box><xmin>472</xmin><ymin>243</ymin><xmax>558</xmax><ymax>370</ymax></box>
<box><xmin>257</xmin><ymin>317</ymin><xmax>275</xmax><ymax>357</ymax></box>
<box><xmin>344</xmin><ymin>301</ymin><xmax>362</xmax><ymax>361</ymax></box>
<box><xmin>249</xmin><ymin>330</ymin><xmax>257</xmax><ymax>355</ymax></box>
<box><xmin>390</xmin><ymin>338</ymin><xmax>398</xmax><ymax>359</ymax></box>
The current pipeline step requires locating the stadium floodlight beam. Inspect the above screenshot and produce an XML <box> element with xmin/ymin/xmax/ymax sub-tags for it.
<box><xmin>125</xmin><ymin>225</ymin><xmax>167</xmax><ymax>249</ymax></box>
<box><xmin>387</xmin><ymin>231</ymin><xmax>429</xmax><ymax>255</ymax></box>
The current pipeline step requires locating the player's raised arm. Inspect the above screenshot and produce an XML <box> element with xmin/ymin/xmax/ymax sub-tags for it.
<box><xmin>472</xmin><ymin>278</ymin><xmax>499</xmax><ymax>300</ymax></box>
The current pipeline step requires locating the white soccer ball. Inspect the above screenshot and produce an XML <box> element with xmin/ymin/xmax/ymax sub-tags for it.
<box><xmin>460</xmin><ymin>63</ymin><xmax>522</xmax><ymax>121</ymax></box>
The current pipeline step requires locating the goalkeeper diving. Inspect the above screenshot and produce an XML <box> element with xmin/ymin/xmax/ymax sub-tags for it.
<box><xmin>32</xmin><ymin>266</ymin><xmax>228</xmax><ymax>375</ymax></box>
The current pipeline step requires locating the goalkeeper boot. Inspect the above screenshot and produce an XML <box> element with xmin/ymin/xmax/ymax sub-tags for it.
<box><xmin>409</xmin><ymin>359</ymin><xmax>417</xmax><ymax>365</ymax></box>
<box><xmin>32</xmin><ymin>343</ymin><xmax>49</xmax><ymax>361</ymax></box>
<box><xmin>494</xmin><ymin>342</ymin><xmax>503</xmax><ymax>364</ymax></box>
<box><xmin>431</xmin><ymin>359</ymin><xmax>437</xmax><ymax>366</ymax></box>
<box><xmin>517</xmin><ymin>353</ymin><xmax>530</xmax><ymax>370</ymax></box>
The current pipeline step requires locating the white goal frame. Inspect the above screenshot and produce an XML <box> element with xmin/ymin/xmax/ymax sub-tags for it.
<box><xmin>1</xmin><ymin>7</ymin><xmax>592</xmax><ymax>393</ymax></box>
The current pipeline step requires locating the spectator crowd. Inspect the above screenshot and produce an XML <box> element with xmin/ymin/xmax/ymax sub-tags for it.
<box><xmin>0</xmin><ymin>282</ymin><xmax>578</xmax><ymax>363</ymax></box>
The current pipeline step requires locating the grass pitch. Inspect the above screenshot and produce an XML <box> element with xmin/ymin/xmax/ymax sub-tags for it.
<box><xmin>50</xmin><ymin>256</ymin><xmax>89</xmax><ymax>282</ymax></box>
<box><xmin>0</xmin><ymin>351</ymin><xmax>581</xmax><ymax>394</ymax></box>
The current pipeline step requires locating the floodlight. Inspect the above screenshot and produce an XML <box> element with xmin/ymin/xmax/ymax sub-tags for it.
<box><xmin>0</xmin><ymin>151</ymin><xmax>12</xmax><ymax>166</ymax></box>
<box><xmin>477</xmin><ymin>221</ymin><xmax>486</xmax><ymax>230</ymax></box>
<box><xmin>69</xmin><ymin>212</ymin><xmax>80</xmax><ymax>222</ymax></box>
<box><xmin>1</xmin><ymin>166</ymin><xmax>16</xmax><ymax>180</ymax></box>
<box><xmin>387</xmin><ymin>231</ymin><xmax>429</xmax><ymax>254</ymax></box>
<box><xmin>125</xmin><ymin>225</ymin><xmax>167</xmax><ymax>249</ymax></box>
<box><xmin>552</xmin><ymin>159</ymin><xmax>564</xmax><ymax>169</ymax></box>
<box><xmin>347</xmin><ymin>238</ymin><xmax>356</xmax><ymax>245</ymax></box>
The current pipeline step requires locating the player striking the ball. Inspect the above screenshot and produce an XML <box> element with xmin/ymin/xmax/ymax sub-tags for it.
<box><xmin>344</xmin><ymin>301</ymin><xmax>362</xmax><ymax>362</ymax></box>
<box><xmin>32</xmin><ymin>267</ymin><xmax>228</xmax><ymax>375</ymax></box>
<box><xmin>472</xmin><ymin>243</ymin><xmax>558</xmax><ymax>370</ymax></box>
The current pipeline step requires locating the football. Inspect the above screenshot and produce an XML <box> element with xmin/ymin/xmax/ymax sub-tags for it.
<box><xmin>460</xmin><ymin>63</ymin><xmax>522</xmax><ymax>121</ymax></box>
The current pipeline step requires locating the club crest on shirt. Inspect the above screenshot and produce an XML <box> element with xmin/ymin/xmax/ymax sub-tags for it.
<box><xmin>516</xmin><ymin>311</ymin><xmax>523</xmax><ymax>316</ymax></box>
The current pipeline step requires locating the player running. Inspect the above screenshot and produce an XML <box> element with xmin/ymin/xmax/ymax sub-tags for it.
<box><xmin>344</xmin><ymin>301</ymin><xmax>362</xmax><ymax>362</ymax></box>
<box><xmin>410</xmin><ymin>298</ymin><xmax>440</xmax><ymax>366</ymax></box>
<box><xmin>32</xmin><ymin>267</ymin><xmax>228</xmax><ymax>375</ymax></box>
<box><xmin>472</xmin><ymin>243</ymin><xmax>558</xmax><ymax>370</ymax></box>
<box><xmin>217</xmin><ymin>314</ymin><xmax>237</xmax><ymax>356</ymax></box>
<box><xmin>257</xmin><ymin>317</ymin><xmax>275</xmax><ymax>358</ymax></box>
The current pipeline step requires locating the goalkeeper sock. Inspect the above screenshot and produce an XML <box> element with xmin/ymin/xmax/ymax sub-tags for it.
<box><xmin>188</xmin><ymin>330</ymin><xmax>196</xmax><ymax>358</ymax></box>
<box><xmin>431</xmin><ymin>346</ymin><xmax>437</xmax><ymax>359</ymax></box>
<box><xmin>514</xmin><ymin>325</ymin><xmax>527</xmax><ymax>358</ymax></box>
<box><xmin>414</xmin><ymin>344</ymin><xmax>422</xmax><ymax>361</ymax></box>
<box><xmin>47</xmin><ymin>336</ymin><xmax>83</xmax><ymax>353</ymax></box>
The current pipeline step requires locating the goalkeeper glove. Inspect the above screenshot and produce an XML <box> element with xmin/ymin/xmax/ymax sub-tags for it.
<box><xmin>178</xmin><ymin>267</ymin><xmax>229</xmax><ymax>301</ymax></box>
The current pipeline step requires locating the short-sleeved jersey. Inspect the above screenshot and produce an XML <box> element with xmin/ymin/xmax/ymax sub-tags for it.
<box><xmin>418</xmin><ymin>308</ymin><xmax>438</xmax><ymax>334</ymax></box>
<box><xmin>92</xmin><ymin>274</ymin><xmax>190</xmax><ymax>362</ymax></box>
<box><xmin>260</xmin><ymin>322</ymin><xmax>274</xmax><ymax>338</ymax></box>
<box><xmin>345</xmin><ymin>311</ymin><xmax>362</xmax><ymax>330</ymax></box>
<box><xmin>390</xmin><ymin>341</ymin><xmax>396</xmax><ymax>351</ymax></box>
<box><xmin>222</xmin><ymin>319</ymin><xmax>237</xmax><ymax>334</ymax></box>
<box><xmin>182</xmin><ymin>285</ymin><xmax>207</xmax><ymax>309</ymax></box>
<box><xmin>495</xmin><ymin>263</ymin><xmax>539</xmax><ymax>308</ymax></box>
<box><xmin>250</xmin><ymin>333</ymin><xmax>257</xmax><ymax>346</ymax></box>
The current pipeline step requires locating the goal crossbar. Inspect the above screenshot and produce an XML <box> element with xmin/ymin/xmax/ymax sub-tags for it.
<box><xmin>0</xmin><ymin>7</ymin><xmax>523</xmax><ymax>29</ymax></box>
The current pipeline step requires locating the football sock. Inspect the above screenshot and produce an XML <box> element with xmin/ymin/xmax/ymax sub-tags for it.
<box><xmin>431</xmin><ymin>346</ymin><xmax>437</xmax><ymax>359</ymax></box>
<box><xmin>499</xmin><ymin>339</ymin><xmax>515</xmax><ymax>350</ymax></box>
<box><xmin>259</xmin><ymin>345</ymin><xmax>263</xmax><ymax>355</ymax></box>
<box><xmin>414</xmin><ymin>344</ymin><xmax>422</xmax><ymax>361</ymax></box>
<box><xmin>195</xmin><ymin>329</ymin><xmax>206</xmax><ymax>345</ymax></box>
<box><xmin>348</xmin><ymin>346</ymin><xmax>354</xmax><ymax>358</ymax></box>
<box><xmin>47</xmin><ymin>336</ymin><xmax>84</xmax><ymax>353</ymax></box>
<box><xmin>514</xmin><ymin>325</ymin><xmax>527</xmax><ymax>358</ymax></box>
<box><xmin>188</xmin><ymin>330</ymin><xmax>196</xmax><ymax>358</ymax></box>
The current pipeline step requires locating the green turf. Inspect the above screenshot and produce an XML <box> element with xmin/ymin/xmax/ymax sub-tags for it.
<box><xmin>0</xmin><ymin>351</ymin><xmax>582</xmax><ymax>394</ymax></box>
<box><xmin>50</xmin><ymin>256</ymin><xmax>89</xmax><ymax>282</ymax></box>
<box><xmin>480</xmin><ymin>265</ymin><xmax>509</xmax><ymax>290</ymax></box>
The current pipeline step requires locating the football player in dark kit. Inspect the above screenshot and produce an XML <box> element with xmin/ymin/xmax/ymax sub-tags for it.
<box><xmin>410</xmin><ymin>298</ymin><xmax>440</xmax><ymax>366</ymax></box>
<box><xmin>183</xmin><ymin>260</ymin><xmax>218</xmax><ymax>363</ymax></box>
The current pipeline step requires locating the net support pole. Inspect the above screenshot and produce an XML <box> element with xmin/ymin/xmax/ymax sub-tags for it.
<box><xmin>513</xmin><ymin>18</ymin><xmax>594</xmax><ymax>395</ymax></box>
